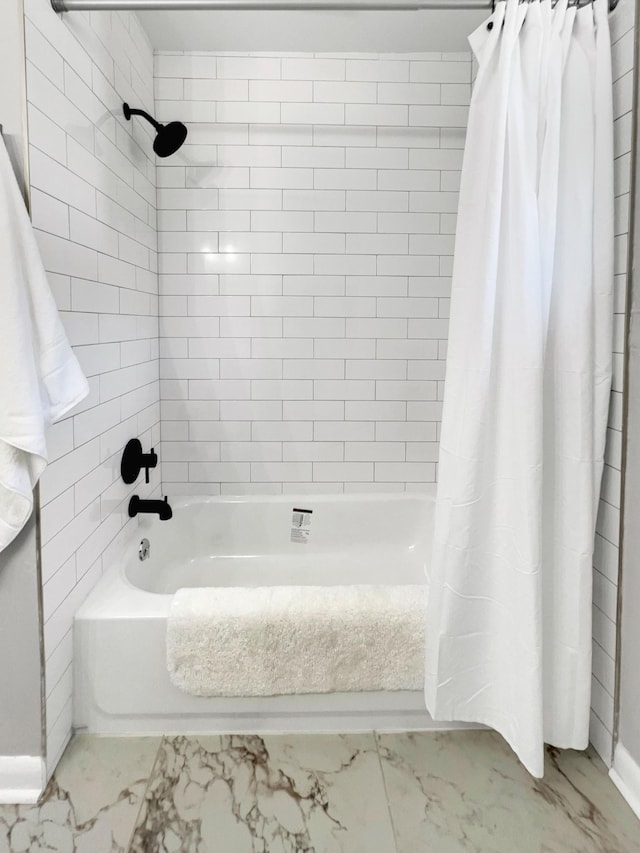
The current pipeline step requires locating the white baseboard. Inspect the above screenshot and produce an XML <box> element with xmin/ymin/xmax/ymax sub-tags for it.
<box><xmin>0</xmin><ymin>755</ymin><xmax>45</xmax><ymax>804</ymax></box>
<box><xmin>610</xmin><ymin>743</ymin><xmax>640</xmax><ymax>820</ymax></box>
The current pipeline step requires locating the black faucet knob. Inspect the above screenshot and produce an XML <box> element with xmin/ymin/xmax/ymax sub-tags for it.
<box><xmin>121</xmin><ymin>439</ymin><xmax>159</xmax><ymax>484</ymax></box>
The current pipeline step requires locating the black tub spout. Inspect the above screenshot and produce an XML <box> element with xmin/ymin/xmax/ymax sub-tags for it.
<box><xmin>128</xmin><ymin>495</ymin><xmax>172</xmax><ymax>521</ymax></box>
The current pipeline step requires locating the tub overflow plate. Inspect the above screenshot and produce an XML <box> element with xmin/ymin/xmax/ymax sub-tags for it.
<box><xmin>139</xmin><ymin>538</ymin><xmax>150</xmax><ymax>561</ymax></box>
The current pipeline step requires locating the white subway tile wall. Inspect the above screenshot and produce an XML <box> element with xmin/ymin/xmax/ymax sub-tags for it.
<box><xmin>155</xmin><ymin>50</ymin><xmax>470</xmax><ymax>496</ymax></box>
<box><xmin>24</xmin><ymin>0</ymin><xmax>160</xmax><ymax>776</ymax></box>
<box><xmin>589</xmin><ymin>0</ymin><xmax>635</xmax><ymax>766</ymax></box>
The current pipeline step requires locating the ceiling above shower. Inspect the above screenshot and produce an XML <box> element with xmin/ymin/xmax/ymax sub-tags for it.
<box><xmin>136</xmin><ymin>9</ymin><xmax>486</xmax><ymax>53</ymax></box>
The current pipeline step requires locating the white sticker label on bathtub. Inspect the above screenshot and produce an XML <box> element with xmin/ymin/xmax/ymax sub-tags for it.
<box><xmin>291</xmin><ymin>508</ymin><xmax>312</xmax><ymax>544</ymax></box>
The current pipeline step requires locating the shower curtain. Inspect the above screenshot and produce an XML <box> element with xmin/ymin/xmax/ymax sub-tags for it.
<box><xmin>424</xmin><ymin>0</ymin><xmax>614</xmax><ymax>778</ymax></box>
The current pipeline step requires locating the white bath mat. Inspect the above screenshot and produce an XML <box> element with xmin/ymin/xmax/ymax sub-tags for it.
<box><xmin>167</xmin><ymin>584</ymin><xmax>427</xmax><ymax>697</ymax></box>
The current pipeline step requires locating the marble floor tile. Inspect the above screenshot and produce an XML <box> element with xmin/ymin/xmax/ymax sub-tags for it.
<box><xmin>129</xmin><ymin>733</ymin><xmax>398</xmax><ymax>853</ymax></box>
<box><xmin>0</xmin><ymin>735</ymin><xmax>160</xmax><ymax>853</ymax></box>
<box><xmin>376</xmin><ymin>730</ymin><xmax>640</xmax><ymax>853</ymax></box>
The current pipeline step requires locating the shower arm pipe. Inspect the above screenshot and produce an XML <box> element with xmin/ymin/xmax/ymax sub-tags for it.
<box><xmin>50</xmin><ymin>0</ymin><xmax>620</xmax><ymax>13</ymax></box>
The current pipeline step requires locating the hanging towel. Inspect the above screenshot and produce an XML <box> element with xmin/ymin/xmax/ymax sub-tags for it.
<box><xmin>0</xmin><ymin>137</ymin><xmax>88</xmax><ymax>552</ymax></box>
<box><xmin>167</xmin><ymin>584</ymin><xmax>427</xmax><ymax>697</ymax></box>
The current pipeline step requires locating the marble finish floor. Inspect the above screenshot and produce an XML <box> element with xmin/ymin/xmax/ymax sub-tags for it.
<box><xmin>0</xmin><ymin>731</ymin><xmax>638</xmax><ymax>852</ymax></box>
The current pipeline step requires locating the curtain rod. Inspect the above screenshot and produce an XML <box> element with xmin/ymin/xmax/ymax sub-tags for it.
<box><xmin>49</xmin><ymin>0</ymin><xmax>500</xmax><ymax>11</ymax></box>
<box><xmin>50</xmin><ymin>0</ymin><xmax>619</xmax><ymax>12</ymax></box>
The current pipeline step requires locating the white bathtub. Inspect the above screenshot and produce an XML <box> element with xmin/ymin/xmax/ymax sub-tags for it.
<box><xmin>74</xmin><ymin>493</ymin><xmax>468</xmax><ymax>735</ymax></box>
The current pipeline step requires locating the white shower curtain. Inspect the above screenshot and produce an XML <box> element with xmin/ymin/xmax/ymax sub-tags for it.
<box><xmin>424</xmin><ymin>0</ymin><xmax>613</xmax><ymax>778</ymax></box>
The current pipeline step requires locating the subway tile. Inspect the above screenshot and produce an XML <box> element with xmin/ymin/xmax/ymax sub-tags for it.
<box><xmin>346</xmin><ymin>234</ymin><xmax>408</xmax><ymax>254</ymax></box>
<box><xmin>251</xmin><ymin>167</ymin><xmax>313</xmax><ymax>189</ymax></box>
<box><xmin>188</xmin><ymin>338</ymin><xmax>250</xmax><ymax>358</ymax></box>
<box><xmin>314</xmin><ymin>81</ymin><xmax>377</xmax><ymax>102</ymax></box>
<box><xmin>314</xmin><ymin>421</ymin><xmax>374</xmax><ymax>441</ymax></box>
<box><xmin>220</xmin><ymin>316</ymin><xmax>283</xmax><ymax>337</ymax></box>
<box><xmin>220</xmin><ymin>400</ymin><xmax>282</xmax><ymax>421</ymax></box>
<box><xmin>315</xmin><ymin>169</ymin><xmax>377</xmax><ymax>190</ymax></box>
<box><xmin>220</xmin><ymin>275</ymin><xmax>282</xmax><ymax>295</ymax></box>
<box><xmin>346</xmin><ymin>60</ymin><xmax>409</xmax><ymax>82</ymax></box>
<box><xmin>314</xmin><ymin>255</ymin><xmax>377</xmax><ymax>276</ymax></box>
<box><xmin>284</xmin><ymin>275</ymin><xmax>345</xmax><ymax>296</ymax></box>
<box><xmin>410</xmin><ymin>61</ymin><xmax>471</xmax><ymax>83</ymax></box>
<box><xmin>378</xmin><ymin>82</ymin><xmax>440</xmax><ymax>104</ymax></box>
<box><xmin>284</xmin><ymin>359</ymin><xmax>344</xmax><ymax>379</ymax></box>
<box><xmin>217</xmin><ymin>145</ymin><xmax>281</xmax><ymax>167</ymax></box>
<box><xmin>219</xmin><ymin>189</ymin><xmax>283</xmax><ymax>210</ymax></box>
<box><xmin>250</xmin><ymin>80</ymin><xmax>312</xmax><ymax>101</ymax></box>
<box><xmin>218</xmin><ymin>56</ymin><xmax>281</xmax><ymax>79</ymax></box>
<box><xmin>252</xmin><ymin>421</ymin><xmax>313</xmax><ymax>441</ymax></box>
<box><xmin>252</xmin><ymin>211</ymin><xmax>314</xmax><ymax>231</ymax></box>
<box><xmin>220</xmin><ymin>359</ymin><xmax>282</xmax><ymax>379</ymax></box>
<box><xmin>218</xmin><ymin>232</ymin><xmax>283</xmax><ymax>253</ymax></box>
<box><xmin>375</xmin><ymin>461</ymin><xmax>436</xmax><ymax>481</ymax></box>
<box><xmin>184</xmin><ymin>78</ymin><xmax>248</xmax><ymax>100</ymax></box>
<box><xmin>345</xmin><ymin>148</ymin><xmax>408</xmax><ymax>170</ymax></box>
<box><xmin>313</xmin><ymin>462</ymin><xmax>373</xmax><ymax>481</ymax></box>
<box><xmin>190</xmin><ymin>421</ymin><xmax>251</xmax><ymax>441</ymax></box>
<box><xmin>313</xmin><ymin>125</ymin><xmax>376</xmax><ymax>147</ymax></box>
<box><xmin>346</xmin><ymin>104</ymin><xmax>408</xmax><ymax>126</ymax></box>
<box><xmin>283</xmin><ymin>401</ymin><xmax>345</xmax><ymax>420</ymax></box>
<box><xmin>251</xmin><ymin>462</ymin><xmax>312</xmax><ymax>482</ymax></box>
<box><xmin>314</xmin><ymin>296</ymin><xmax>376</xmax><ymax>317</ymax></box>
<box><xmin>282</xmin><ymin>190</ymin><xmax>345</xmax><ymax>211</ymax></box>
<box><xmin>284</xmin><ymin>233</ymin><xmax>346</xmax><ymax>253</ymax></box>
<box><xmin>251</xmin><ymin>295</ymin><xmax>314</xmax><ymax>316</ymax></box>
<box><xmin>251</xmin><ymin>338</ymin><xmax>314</xmax><ymax>359</ymax></box>
<box><xmin>314</xmin><ymin>380</ymin><xmax>375</xmax><ymax>399</ymax></box>
<box><xmin>314</xmin><ymin>212</ymin><xmax>377</xmax><ymax>233</ymax></box>
<box><xmin>283</xmin><ymin>442</ymin><xmax>343</xmax><ymax>462</ymax></box>
<box><xmin>346</xmin><ymin>191</ymin><xmax>408</xmax><ymax>211</ymax></box>
<box><xmin>314</xmin><ymin>338</ymin><xmax>376</xmax><ymax>359</ymax></box>
<box><xmin>376</xmin><ymin>421</ymin><xmax>437</xmax><ymax>441</ymax></box>
<box><xmin>347</xmin><ymin>276</ymin><xmax>408</xmax><ymax>297</ymax></box>
<box><xmin>190</xmin><ymin>462</ymin><xmax>251</xmax><ymax>482</ymax></box>
<box><xmin>345</xmin><ymin>442</ymin><xmax>405</xmax><ymax>461</ymax></box>
<box><xmin>345</xmin><ymin>401</ymin><xmax>406</xmax><ymax>420</ymax></box>
<box><xmin>346</xmin><ymin>359</ymin><xmax>406</xmax><ymax>380</ymax></box>
<box><xmin>281</xmin><ymin>103</ymin><xmax>345</xmax><ymax>124</ymax></box>
<box><xmin>249</xmin><ymin>124</ymin><xmax>313</xmax><ymax>146</ymax></box>
<box><xmin>282</xmin><ymin>58</ymin><xmax>346</xmax><ymax>80</ymax></box>
<box><xmin>187</xmin><ymin>210</ymin><xmax>251</xmax><ymax>231</ymax></box>
<box><xmin>251</xmin><ymin>380</ymin><xmax>313</xmax><ymax>399</ymax></box>
<box><xmin>221</xmin><ymin>442</ymin><xmax>282</xmax><ymax>462</ymax></box>
<box><xmin>283</xmin><ymin>317</ymin><xmax>346</xmax><ymax>337</ymax></box>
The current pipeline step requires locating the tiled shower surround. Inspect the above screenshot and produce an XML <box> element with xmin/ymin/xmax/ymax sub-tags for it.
<box><xmin>155</xmin><ymin>51</ymin><xmax>470</xmax><ymax>495</ymax></box>
<box><xmin>19</xmin><ymin>0</ymin><xmax>634</xmax><ymax>781</ymax></box>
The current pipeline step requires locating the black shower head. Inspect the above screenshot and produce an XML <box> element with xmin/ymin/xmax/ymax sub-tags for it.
<box><xmin>153</xmin><ymin>121</ymin><xmax>188</xmax><ymax>158</ymax></box>
<box><xmin>123</xmin><ymin>102</ymin><xmax>187</xmax><ymax>158</ymax></box>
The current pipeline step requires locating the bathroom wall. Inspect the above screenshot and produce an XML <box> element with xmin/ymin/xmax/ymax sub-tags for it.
<box><xmin>23</xmin><ymin>0</ymin><xmax>161</xmax><ymax>775</ymax></box>
<box><xmin>0</xmin><ymin>0</ymin><xmax>44</xmax><ymax>780</ymax></box>
<box><xmin>155</xmin><ymin>51</ymin><xmax>469</xmax><ymax>495</ymax></box>
<box><xmin>589</xmin><ymin>0</ymin><xmax>636</xmax><ymax>765</ymax></box>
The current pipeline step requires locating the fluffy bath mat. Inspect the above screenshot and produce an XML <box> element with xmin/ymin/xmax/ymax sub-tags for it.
<box><xmin>167</xmin><ymin>584</ymin><xmax>427</xmax><ymax>697</ymax></box>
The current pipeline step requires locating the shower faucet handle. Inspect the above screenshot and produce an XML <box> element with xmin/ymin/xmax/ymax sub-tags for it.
<box><xmin>121</xmin><ymin>439</ymin><xmax>158</xmax><ymax>485</ymax></box>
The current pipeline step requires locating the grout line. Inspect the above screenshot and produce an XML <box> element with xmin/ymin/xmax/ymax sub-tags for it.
<box><xmin>373</xmin><ymin>731</ymin><xmax>401</xmax><ymax>853</ymax></box>
<box><xmin>124</xmin><ymin>734</ymin><xmax>166</xmax><ymax>853</ymax></box>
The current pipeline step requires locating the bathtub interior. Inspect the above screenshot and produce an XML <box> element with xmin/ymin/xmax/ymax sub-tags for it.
<box><xmin>127</xmin><ymin>493</ymin><xmax>434</xmax><ymax>593</ymax></box>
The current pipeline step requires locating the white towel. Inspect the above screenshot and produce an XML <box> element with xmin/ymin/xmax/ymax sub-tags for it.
<box><xmin>167</xmin><ymin>584</ymin><xmax>427</xmax><ymax>697</ymax></box>
<box><xmin>0</xmin><ymin>138</ymin><xmax>88</xmax><ymax>551</ymax></box>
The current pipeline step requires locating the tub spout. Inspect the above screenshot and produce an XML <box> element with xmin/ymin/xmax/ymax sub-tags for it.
<box><xmin>128</xmin><ymin>495</ymin><xmax>173</xmax><ymax>521</ymax></box>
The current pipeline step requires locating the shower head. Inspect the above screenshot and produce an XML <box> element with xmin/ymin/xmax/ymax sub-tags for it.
<box><xmin>122</xmin><ymin>103</ymin><xmax>187</xmax><ymax>158</ymax></box>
